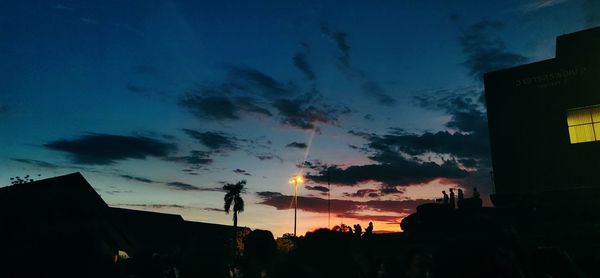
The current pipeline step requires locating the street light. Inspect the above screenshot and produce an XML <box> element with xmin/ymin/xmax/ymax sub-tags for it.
<box><xmin>289</xmin><ymin>175</ymin><xmax>304</xmax><ymax>237</ymax></box>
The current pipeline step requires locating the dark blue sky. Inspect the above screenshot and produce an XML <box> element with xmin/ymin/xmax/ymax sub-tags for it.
<box><xmin>1</xmin><ymin>0</ymin><xmax>596</xmax><ymax>235</ymax></box>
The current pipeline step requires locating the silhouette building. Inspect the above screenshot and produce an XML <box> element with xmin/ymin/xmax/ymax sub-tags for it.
<box><xmin>484</xmin><ymin>27</ymin><xmax>600</xmax><ymax>206</ymax></box>
<box><xmin>0</xmin><ymin>172</ymin><xmax>245</xmax><ymax>277</ymax></box>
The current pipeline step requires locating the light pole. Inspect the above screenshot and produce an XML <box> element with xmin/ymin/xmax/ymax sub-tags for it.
<box><xmin>289</xmin><ymin>175</ymin><xmax>303</xmax><ymax>237</ymax></box>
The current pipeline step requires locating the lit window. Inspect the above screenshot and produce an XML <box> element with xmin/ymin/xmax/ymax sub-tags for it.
<box><xmin>567</xmin><ymin>106</ymin><xmax>600</xmax><ymax>144</ymax></box>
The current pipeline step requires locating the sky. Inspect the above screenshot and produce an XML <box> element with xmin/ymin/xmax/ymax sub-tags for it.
<box><xmin>1</xmin><ymin>0</ymin><xmax>598</xmax><ymax>236</ymax></box>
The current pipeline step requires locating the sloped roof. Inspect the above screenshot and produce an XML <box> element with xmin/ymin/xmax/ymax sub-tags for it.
<box><xmin>0</xmin><ymin>172</ymin><xmax>108</xmax><ymax>221</ymax></box>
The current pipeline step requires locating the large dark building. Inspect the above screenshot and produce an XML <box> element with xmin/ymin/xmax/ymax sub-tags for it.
<box><xmin>484</xmin><ymin>27</ymin><xmax>600</xmax><ymax>205</ymax></box>
<box><xmin>0</xmin><ymin>173</ymin><xmax>246</xmax><ymax>277</ymax></box>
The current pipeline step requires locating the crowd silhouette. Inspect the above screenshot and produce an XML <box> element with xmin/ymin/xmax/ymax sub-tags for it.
<box><xmin>438</xmin><ymin>187</ymin><xmax>481</xmax><ymax>209</ymax></box>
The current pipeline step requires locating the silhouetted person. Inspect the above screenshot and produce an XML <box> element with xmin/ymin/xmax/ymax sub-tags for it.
<box><xmin>449</xmin><ymin>188</ymin><xmax>455</xmax><ymax>209</ymax></box>
<box><xmin>347</xmin><ymin>225</ymin><xmax>353</xmax><ymax>234</ymax></box>
<box><xmin>442</xmin><ymin>190</ymin><xmax>449</xmax><ymax>205</ymax></box>
<box><xmin>472</xmin><ymin>187</ymin><xmax>480</xmax><ymax>199</ymax></box>
<box><xmin>354</xmin><ymin>224</ymin><xmax>362</xmax><ymax>237</ymax></box>
<box><xmin>365</xmin><ymin>222</ymin><xmax>373</xmax><ymax>236</ymax></box>
<box><xmin>457</xmin><ymin>188</ymin><xmax>464</xmax><ymax>208</ymax></box>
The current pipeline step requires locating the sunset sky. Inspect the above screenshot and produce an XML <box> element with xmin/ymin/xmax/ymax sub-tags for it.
<box><xmin>1</xmin><ymin>0</ymin><xmax>598</xmax><ymax>236</ymax></box>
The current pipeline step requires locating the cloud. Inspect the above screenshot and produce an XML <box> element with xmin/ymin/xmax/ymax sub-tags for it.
<box><xmin>166</xmin><ymin>182</ymin><xmax>200</xmax><ymax>191</ymax></box>
<box><xmin>202</xmin><ymin>207</ymin><xmax>225</xmax><ymax>212</ymax></box>
<box><xmin>179</xmin><ymin>94</ymin><xmax>242</xmax><ymax>120</ymax></box>
<box><xmin>165</xmin><ymin>181</ymin><xmax>223</xmax><ymax>192</ymax></box>
<box><xmin>322</xmin><ymin>27</ymin><xmax>351</xmax><ymax>69</ymax></box>
<box><xmin>336</xmin><ymin>212</ymin><xmax>405</xmax><ymax>223</ymax></box>
<box><xmin>45</xmin><ymin>133</ymin><xmax>176</xmax><ymax>165</ymax></box>
<box><xmin>113</xmin><ymin>203</ymin><xmax>186</xmax><ymax>209</ymax></box>
<box><xmin>285</xmin><ymin>142</ymin><xmax>308</xmax><ymax>149</ymax></box>
<box><xmin>410</xmin><ymin>88</ymin><xmax>490</xmax><ymax>155</ymax></box>
<box><xmin>361</xmin><ymin>80</ymin><xmax>397</xmax><ymax>106</ymax></box>
<box><xmin>459</xmin><ymin>20</ymin><xmax>527</xmax><ymax>79</ymax></box>
<box><xmin>293</xmin><ymin>53</ymin><xmax>316</xmax><ymax>80</ymax></box>
<box><xmin>228</xmin><ymin>66</ymin><xmax>292</xmax><ymax>97</ymax></box>
<box><xmin>234</xmin><ymin>96</ymin><xmax>273</xmax><ymax>116</ymax></box>
<box><xmin>343</xmin><ymin>189</ymin><xmax>380</xmax><ymax>198</ymax></box>
<box><xmin>521</xmin><ymin>0</ymin><xmax>569</xmax><ymax>12</ymax></box>
<box><xmin>306</xmin><ymin>159</ymin><xmax>468</xmax><ymax>187</ymax></box>
<box><xmin>584</xmin><ymin>0</ymin><xmax>600</xmax><ymax>27</ymax></box>
<box><xmin>256</xmin><ymin>191</ymin><xmax>430</xmax><ymax>219</ymax></box>
<box><xmin>165</xmin><ymin>150</ymin><xmax>214</xmax><ymax>167</ymax></box>
<box><xmin>305</xmin><ymin>185</ymin><xmax>329</xmax><ymax>193</ymax></box>
<box><xmin>307</xmin><ymin>88</ymin><xmax>490</xmax><ymax>189</ymax></box>
<box><xmin>118</xmin><ymin>174</ymin><xmax>157</xmax><ymax>184</ymax></box>
<box><xmin>79</xmin><ymin>17</ymin><xmax>98</xmax><ymax>25</ymax></box>
<box><xmin>254</xmin><ymin>153</ymin><xmax>284</xmax><ymax>162</ymax></box>
<box><xmin>256</xmin><ymin>191</ymin><xmax>283</xmax><ymax>198</ymax></box>
<box><xmin>179</xmin><ymin>84</ymin><xmax>274</xmax><ymax>121</ymax></box>
<box><xmin>273</xmin><ymin>97</ymin><xmax>337</xmax><ymax>129</ymax></box>
<box><xmin>11</xmin><ymin>158</ymin><xmax>59</xmax><ymax>169</ymax></box>
<box><xmin>183</xmin><ymin>129</ymin><xmax>240</xmax><ymax>152</ymax></box>
<box><xmin>359</xmin><ymin>130</ymin><xmax>489</xmax><ymax>160</ymax></box>
<box><xmin>411</xmin><ymin>88</ymin><xmax>493</xmax><ymax>191</ymax></box>
<box><xmin>233</xmin><ymin>168</ymin><xmax>251</xmax><ymax>176</ymax></box>
<box><xmin>179</xmin><ymin>65</ymin><xmax>346</xmax><ymax>130</ymax></box>
<box><xmin>50</xmin><ymin>4</ymin><xmax>74</xmax><ymax>12</ymax></box>
<box><xmin>322</xmin><ymin>26</ymin><xmax>396</xmax><ymax>105</ymax></box>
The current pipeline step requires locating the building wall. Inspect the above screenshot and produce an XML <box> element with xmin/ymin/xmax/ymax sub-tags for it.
<box><xmin>484</xmin><ymin>27</ymin><xmax>600</xmax><ymax>196</ymax></box>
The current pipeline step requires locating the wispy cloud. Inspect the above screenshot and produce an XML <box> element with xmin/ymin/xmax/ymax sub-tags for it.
<box><xmin>459</xmin><ymin>20</ymin><xmax>527</xmax><ymax>78</ymax></box>
<box><xmin>183</xmin><ymin>129</ymin><xmax>240</xmax><ymax>152</ymax></box>
<box><xmin>165</xmin><ymin>181</ymin><xmax>222</xmax><ymax>191</ymax></box>
<box><xmin>79</xmin><ymin>17</ymin><xmax>98</xmax><ymax>25</ymax></box>
<box><xmin>11</xmin><ymin>158</ymin><xmax>60</xmax><ymax>169</ymax></box>
<box><xmin>293</xmin><ymin>53</ymin><xmax>316</xmax><ymax>80</ymax></box>
<box><xmin>321</xmin><ymin>26</ymin><xmax>396</xmax><ymax>106</ymax></box>
<box><xmin>50</xmin><ymin>4</ymin><xmax>75</xmax><ymax>12</ymax></box>
<box><xmin>113</xmin><ymin>203</ymin><xmax>186</xmax><ymax>209</ymax></box>
<box><xmin>321</xmin><ymin>27</ymin><xmax>351</xmax><ymax>69</ymax></box>
<box><xmin>521</xmin><ymin>0</ymin><xmax>569</xmax><ymax>12</ymax></box>
<box><xmin>118</xmin><ymin>174</ymin><xmax>158</xmax><ymax>184</ymax></box>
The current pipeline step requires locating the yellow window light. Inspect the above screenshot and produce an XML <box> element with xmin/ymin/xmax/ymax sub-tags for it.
<box><xmin>567</xmin><ymin>109</ymin><xmax>592</xmax><ymax>126</ymax></box>
<box><xmin>568</xmin><ymin>125</ymin><xmax>595</xmax><ymax>144</ymax></box>
<box><xmin>567</xmin><ymin>105</ymin><xmax>600</xmax><ymax>144</ymax></box>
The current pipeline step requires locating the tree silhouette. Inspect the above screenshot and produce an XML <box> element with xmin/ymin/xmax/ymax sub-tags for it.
<box><xmin>9</xmin><ymin>175</ymin><xmax>35</xmax><ymax>185</ymax></box>
<box><xmin>223</xmin><ymin>180</ymin><xmax>246</xmax><ymax>235</ymax></box>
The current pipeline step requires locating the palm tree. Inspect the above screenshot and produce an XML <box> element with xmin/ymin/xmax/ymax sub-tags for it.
<box><xmin>223</xmin><ymin>180</ymin><xmax>246</xmax><ymax>234</ymax></box>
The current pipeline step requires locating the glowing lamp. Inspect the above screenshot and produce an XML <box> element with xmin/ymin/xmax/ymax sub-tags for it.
<box><xmin>289</xmin><ymin>175</ymin><xmax>304</xmax><ymax>185</ymax></box>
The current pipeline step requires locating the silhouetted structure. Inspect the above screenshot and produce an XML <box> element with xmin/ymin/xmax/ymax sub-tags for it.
<box><xmin>242</xmin><ymin>229</ymin><xmax>276</xmax><ymax>278</ymax></box>
<box><xmin>397</xmin><ymin>27</ymin><xmax>600</xmax><ymax>278</ymax></box>
<box><xmin>0</xmin><ymin>173</ymin><xmax>247</xmax><ymax>277</ymax></box>
<box><xmin>484</xmin><ymin>27</ymin><xmax>600</xmax><ymax>208</ymax></box>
